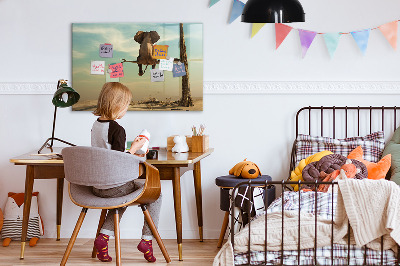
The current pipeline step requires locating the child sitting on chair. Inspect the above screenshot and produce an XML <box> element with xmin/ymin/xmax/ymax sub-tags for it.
<box><xmin>91</xmin><ymin>82</ymin><xmax>162</xmax><ymax>263</ymax></box>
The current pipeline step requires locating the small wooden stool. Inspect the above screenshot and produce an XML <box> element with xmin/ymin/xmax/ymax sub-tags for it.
<box><xmin>215</xmin><ymin>175</ymin><xmax>275</xmax><ymax>248</ymax></box>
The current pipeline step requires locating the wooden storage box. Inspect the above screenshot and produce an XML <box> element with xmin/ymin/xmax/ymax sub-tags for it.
<box><xmin>167</xmin><ymin>135</ymin><xmax>192</xmax><ymax>151</ymax></box>
<box><xmin>191</xmin><ymin>135</ymin><xmax>209</xmax><ymax>153</ymax></box>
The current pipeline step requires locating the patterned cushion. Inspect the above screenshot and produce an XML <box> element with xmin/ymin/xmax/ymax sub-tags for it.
<box><xmin>295</xmin><ymin>131</ymin><xmax>385</xmax><ymax>166</ymax></box>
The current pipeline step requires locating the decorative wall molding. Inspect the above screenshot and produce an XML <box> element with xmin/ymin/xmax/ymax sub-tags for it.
<box><xmin>204</xmin><ymin>81</ymin><xmax>400</xmax><ymax>94</ymax></box>
<box><xmin>1</xmin><ymin>81</ymin><xmax>400</xmax><ymax>95</ymax></box>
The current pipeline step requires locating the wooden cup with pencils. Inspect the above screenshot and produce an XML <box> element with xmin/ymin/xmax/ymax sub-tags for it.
<box><xmin>191</xmin><ymin>124</ymin><xmax>209</xmax><ymax>153</ymax></box>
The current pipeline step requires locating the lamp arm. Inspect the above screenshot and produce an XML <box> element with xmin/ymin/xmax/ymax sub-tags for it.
<box><xmin>50</xmin><ymin>105</ymin><xmax>57</xmax><ymax>148</ymax></box>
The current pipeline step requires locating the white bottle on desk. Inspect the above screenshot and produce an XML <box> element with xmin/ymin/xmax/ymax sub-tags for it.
<box><xmin>136</xmin><ymin>129</ymin><xmax>150</xmax><ymax>154</ymax></box>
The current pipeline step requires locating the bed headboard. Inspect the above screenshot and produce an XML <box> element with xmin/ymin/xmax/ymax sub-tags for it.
<box><xmin>290</xmin><ymin>106</ymin><xmax>400</xmax><ymax>178</ymax></box>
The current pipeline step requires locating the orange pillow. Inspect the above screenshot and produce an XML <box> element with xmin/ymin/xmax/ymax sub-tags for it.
<box><xmin>347</xmin><ymin>146</ymin><xmax>391</xmax><ymax>180</ymax></box>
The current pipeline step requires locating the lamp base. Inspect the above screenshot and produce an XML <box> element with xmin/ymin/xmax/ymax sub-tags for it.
<box><xmin>38</xmin><ymin>137</ymin><xmax>76</xmax><ymax>154</ymax></box>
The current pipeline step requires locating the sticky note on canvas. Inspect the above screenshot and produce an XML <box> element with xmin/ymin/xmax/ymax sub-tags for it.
<box><xmin>109</xmin><ymin>63</ymin><xmax>124</xmax><ymax>78</ymax></box>
<box><xmin>172</xmin><ymin>63</ymin><xmax>186</xmax><ymax>77</ymax></box>
<box><xmin>159</xmin><ymin>58</ymin><xmax>174</xmax><ymax>71</ymax></box>
<box><xmin>153</xmin><ymin>45</ymin><xmax>169</xmax><ymax>59</ymax></box>
<box><xmin>151</xmin><ymin>69</ymin><xmax>164</xmax><ymax>82</ymax></box>
<box><xmin>99</xmin><ymin>43</ymin><xmax>113</xmax><ymax>58</ymax></box>
<box><xmin>91</xmin><ymin>61</ymin><xmax>105</xmax><ymax>75</ymax></box>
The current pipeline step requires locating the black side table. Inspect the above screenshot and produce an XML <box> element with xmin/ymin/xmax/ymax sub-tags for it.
<box><xmin>215</xmin><ymin>175</ymin><xmax>275</xmax><ymax>248</ymax></box>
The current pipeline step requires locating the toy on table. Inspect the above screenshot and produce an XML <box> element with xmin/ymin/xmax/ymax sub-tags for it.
<box><xmin>229</xmin><ymin>159</ymin><xmax>261</xmax><ymax>179</ymax></box>
<box><xmin>172</xmin><ymin>135</ymin><xmax>189</xmax><ymax>153</ymax></box>
<box><xmin>135</xmin><ymin>129</ymin><xmax>150</xmax><ymax>155</ymax></box>
<box><xmin>1</xmin><ymin>192</ymin><xmax>44</xmax><ymax>247</ymax></box>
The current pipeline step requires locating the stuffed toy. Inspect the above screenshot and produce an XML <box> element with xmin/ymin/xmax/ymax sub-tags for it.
<box><xmin>1</xmin><ymin>192</ymin><xmax>44</xmax><ymax>247</ymax></box>
<box><xmin>229</xmin><ymin>159</ymin><xmax>261</xmax><ymax>179</ymax></box>
<box><xmin>289</xmin><ymin>150</ymin><xmax>333</xmax><ymax>191</ymax></box>
<box><xmin>172</xmin><ymin>135</ymin><xmax>189</xmax><ymax>153</ymax></box>
<box><xmin>348</xmin><ymin>146</ymin><xmax>391</xmax><ymax>180</ymax></box>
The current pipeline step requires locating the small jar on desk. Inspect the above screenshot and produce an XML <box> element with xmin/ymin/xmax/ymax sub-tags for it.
<box><xmin>215</xmin><ymin>175</ymin><xmax>275</xmax><ymax>248</ymax></box>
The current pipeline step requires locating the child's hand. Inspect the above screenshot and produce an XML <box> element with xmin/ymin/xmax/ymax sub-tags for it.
<box><xmin>134</xmin><ymin>148</ymin><xmax>149</xmax><ymax>157</ymax></box>
<box><xmin>129</xmin><ymin>137</ymin><xmax>147</xmax><ymax>155</ymax></box>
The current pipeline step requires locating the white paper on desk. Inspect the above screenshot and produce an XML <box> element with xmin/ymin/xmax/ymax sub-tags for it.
<box><xmin>159</xmin><ymin>58</ymin><xmax>174</xmax><ymax>71</ymax></box>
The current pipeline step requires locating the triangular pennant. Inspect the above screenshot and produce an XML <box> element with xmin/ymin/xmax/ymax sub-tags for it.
<box><xmin>323</xmin><ymin>33</ymin><xmax>341</xmax><ymax>58</ymax></box>
<box><xmin>275</xmin><ymin>23</ymin><xmax>293</xmax><ymax>49</ymax></box>
<box><xmin>298</xmin><ymin>29</ymin><xmax>317</xmax><ymax>58</ymax></box>
<box><xmin>209</xmin><ymin>0</ymin><xmax>220</xmax><ymax>7</ymax></box>
<box><xmin>251</xmin><ymin>23</ymin><xmax>266</xmax><ymax>38</ymax></box>
<box><xmin>351</xmin><ymin>29</ymin><xmax>370</xmax><ymax>55</ymax></box>
<box><xmin>229</xmin><ymin>0</ymin><xmax>245</xmax><ymax>24</ymax></box>
<box><xmin>378</xmin><ymin>21</ymin><xmax>398</xmax><ymax>50</ymax></box>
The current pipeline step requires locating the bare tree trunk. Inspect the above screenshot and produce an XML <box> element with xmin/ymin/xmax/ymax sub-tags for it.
<box><xmin>179</xmin><ymin>23</ymin><xmax>193</xmax><ymax>107</ymax></box>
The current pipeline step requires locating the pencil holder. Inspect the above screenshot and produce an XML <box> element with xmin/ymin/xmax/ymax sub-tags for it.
<box><xmin>191</xmin><ymin>135</ymin><xmax>209</xmax><ymax>153</ymax></box>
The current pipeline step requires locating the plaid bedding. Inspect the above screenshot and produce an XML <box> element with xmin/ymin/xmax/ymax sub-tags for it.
<box><xmin>234</xmin><ymin>191</ymin><xmax>397</xmax><ymax>265</ymax></box>
<box><xmin>294</xmin><ymin>131</ymin><xmax>385</xmax><ymax>166</ymax></box>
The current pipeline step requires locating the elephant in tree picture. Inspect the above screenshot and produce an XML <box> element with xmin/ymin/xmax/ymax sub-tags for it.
<box><xmin>134</xmin><ymin>31</ymin><xmax>160</xmax><ymax>76</ymax></box>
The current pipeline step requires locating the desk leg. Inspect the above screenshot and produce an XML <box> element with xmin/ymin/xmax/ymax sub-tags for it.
<box><xmin>193</xmin><ymin>161</ymin><xmax>203</xmax><ymax>242</ymax></box>
<box><xmin>172</xmin><ymin>167</ymin><xmax>183</xmax><ymax>261</ymax></box>
<box><xmin>56</xmin><ymin>178</ymin><xmax>64</xmax><ymax>241</ymax></box>
<box><xmin>20</xmin><ymin>165</ymin><xmax>35</xmax><ymax>259</ymax></box>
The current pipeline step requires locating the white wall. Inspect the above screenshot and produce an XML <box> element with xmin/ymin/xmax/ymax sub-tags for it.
<box><xmin>1</xmin><ymin>0</ymin><xmax>400</xmax><ymax>240</ymax></box>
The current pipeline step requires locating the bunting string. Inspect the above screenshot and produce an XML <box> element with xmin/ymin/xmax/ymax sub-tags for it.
<box><xmin>209</xmin><ymin>0</ymin><xmax>399</xmax><ymax>58</ymax></box>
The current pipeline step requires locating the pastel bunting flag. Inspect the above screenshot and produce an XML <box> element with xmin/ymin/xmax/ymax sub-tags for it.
<box><xmin>323</xmin><ymin>33</ymin><xmax>341</xmax><ymax>58</ymax></box>
<box><xmin>298</xmin><ymin>29</ymin><xmax>317</xmax><ymax>58</ymax></box>
<box><xmin>251</xmin><ymin>23</ymin><xmax>266</xmax><ymax>38</ymax></box>
<box><xmin>229</xmin><ymin>0</ymin><xmax>245</xmax><ymax>24</ymax></box>
<box><xmin>275</xmin><ymin>23</ymin><xmax>293</xmax><ymax>49</ymax></box>
<box><xmin>209</xmin><ymin>0</ymin><xmax>220</xmax><ymax>7</ymax></box>
<box><xmin>378</xmin><ymin>21</ymin><xmax>398</xmax><ymax>50</ymax></box>
<box><xmin>351</xmin><ymin>29</ymin><xmax>370</xmax><ymax>55</ymax></box>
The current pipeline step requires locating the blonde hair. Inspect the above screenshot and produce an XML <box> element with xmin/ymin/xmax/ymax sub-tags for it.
<box><xmin>93</xmin><ymin>82</ymin><xmax>132</xmax><ymax>120</ymax></box>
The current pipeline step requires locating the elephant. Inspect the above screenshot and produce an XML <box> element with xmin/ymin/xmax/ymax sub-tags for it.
<box><xmin>134</xmin><ymin>31</ymin><xmax>160</xmax><ymax>76</ymax></box>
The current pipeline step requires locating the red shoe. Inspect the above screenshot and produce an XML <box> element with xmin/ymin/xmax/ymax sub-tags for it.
<box><xmin>94</xmin><ymin>233</ymin><xmax>112</xmax><ymax>262</ymax></box>
<box><xmin>137</xmin><ymin>239</ymin><xmax>156</xmax><ymax>262</ymax></box>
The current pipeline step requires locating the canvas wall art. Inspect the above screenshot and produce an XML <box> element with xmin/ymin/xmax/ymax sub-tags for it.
<box><xmin>72</xmin><ymin>23</ymin><xmax>203</xmax><ymax>111</ymax></box>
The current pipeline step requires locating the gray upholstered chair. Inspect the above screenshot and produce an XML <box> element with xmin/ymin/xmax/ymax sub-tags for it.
<box><xmin>60</xmin><ymin>146</ymin><xmax>171</xmax><ymax>265</ymax></box>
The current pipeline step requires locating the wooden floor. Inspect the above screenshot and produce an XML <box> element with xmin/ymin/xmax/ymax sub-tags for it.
<box><xmin>0</xmin><ymin>239</ymin><xmax>221</xmax><ymax>265</ymax></box>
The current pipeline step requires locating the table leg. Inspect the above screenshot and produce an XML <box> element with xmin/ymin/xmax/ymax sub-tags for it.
<box><xmin>193</xmin><ymin>161</ymin><xmax>203</xmax><ymax>242</ymax></box>
<box><xmin>56</xmin><ymin>178</ymin><xmax>64</xmax><ymax>241</ymax></box>
<box><xmin>20</xmin><ymin>165</ymin><xmax>35</xmax><ymax>259</ymax></box>
<box><xmin>172</xmin><ymin>167</ymin><xmax>183</xmax><ymax>261</ymax></box>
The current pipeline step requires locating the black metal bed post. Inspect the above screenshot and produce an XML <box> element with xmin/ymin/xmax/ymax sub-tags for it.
<box><xmin>247</xmin><ymin>180</ymin><xmax>252</xmax><ymax>264</ymax></box>
<box><xmin>314</xmin><ymin>180</ymin><xmax>318</xmax><ymax>266</ymax></box>
<box><xmin>264</xmin><ymin>180</ymin><xmax>268</xmax><ymax>266</ymax></box>
<box><xmin>298</xmin><ymin>180</ymin><xmax>301</xmax><ymax>266</ymax></box>
<box><xmin>331</xmin><ymin>182</ymin><xmax>334</xmax><ymax>265</ymax></box>
<box><xmin>281</xmin><ymin>181</ymin><xmax>285</xmax><ymax>266</ymax></box>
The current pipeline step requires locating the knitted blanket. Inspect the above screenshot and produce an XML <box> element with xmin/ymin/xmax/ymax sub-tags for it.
<box><xmin>214</xmin><ymin>179</ymin><xmax>400</xmax><ymax>266</ymax></box>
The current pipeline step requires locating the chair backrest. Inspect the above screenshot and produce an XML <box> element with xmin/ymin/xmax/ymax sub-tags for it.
<box><xmin>62</xmin><ymin>146</ymin><xmax>145</xmax><ymax>187</ymax></box>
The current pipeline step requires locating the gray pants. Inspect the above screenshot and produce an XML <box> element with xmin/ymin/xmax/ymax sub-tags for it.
<box><xmin>92</xmin><ymin>180</ymin><xmax>162</xmax><ymax>240</ymax></box>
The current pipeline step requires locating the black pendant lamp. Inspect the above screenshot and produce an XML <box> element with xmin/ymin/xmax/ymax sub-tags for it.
<box><xmin>242</xmin><ymin>0</ymin><xmax>305</xmax><ymax>23</ymax></box>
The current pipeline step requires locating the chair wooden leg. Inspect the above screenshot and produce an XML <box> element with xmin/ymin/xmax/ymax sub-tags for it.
<box><xmin>60</xmin><ymin>208</ymin><xmax>88</xmax><ymax>266</ymax></box>
<box><xmin>91</xmin><ymin>209</ymin><xmax>108</xmax><ymax>258</ymax></box>
<box><xmin>141</xmin><ymin>205</ymin><xmax>171</xmax><ymax>263</ymax></box>
<box><xmin>114</xmin><ymin>210</ymin><xmax>121</xmax><ymax>266</ymax></box>
<box><xmin>217</xmin><ymin>211</ymin><xmax>230</xmax><ymax>248</ymax></box>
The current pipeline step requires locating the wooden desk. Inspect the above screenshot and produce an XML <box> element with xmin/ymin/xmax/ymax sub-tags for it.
<box><xmin>10</xmin><ymin>147</ymin><xmax>213</xmax><ymax>261</ymax></box>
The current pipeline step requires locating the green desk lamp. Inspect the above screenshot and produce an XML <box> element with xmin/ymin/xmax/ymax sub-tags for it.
<box><xmin>38</xmin><ymin>79</ymin><xmax>80</xmax><ymax>154</ymax></box>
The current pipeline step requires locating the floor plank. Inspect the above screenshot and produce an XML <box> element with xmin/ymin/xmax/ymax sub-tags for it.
<box><xmin>0</xmin><ymin>239</ymin><xmax>221</xmax><ymax>265</ymax></box>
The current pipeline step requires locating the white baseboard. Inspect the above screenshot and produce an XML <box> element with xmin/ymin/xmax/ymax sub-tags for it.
<box><xmin>1</xmin><ymin>81</ymin><xmax>400</xmax><ymax>94</ymax></box>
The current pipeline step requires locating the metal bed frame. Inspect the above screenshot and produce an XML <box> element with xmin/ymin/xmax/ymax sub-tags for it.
<box><xmin>230</xmin><ymin>106</ymin><xmax>400</xmax><ymax>266</ymax></box>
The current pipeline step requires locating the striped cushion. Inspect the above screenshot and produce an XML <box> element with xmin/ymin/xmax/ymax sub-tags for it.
<box><xmin>295</xmin><ymin>131</ymin><xmax>385</xmax><ymax>166</ymax></box>
<box><xmin>1</xmin><ymin>217</ymin><xmax>41</xmax><ymax>240</ymax></box>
